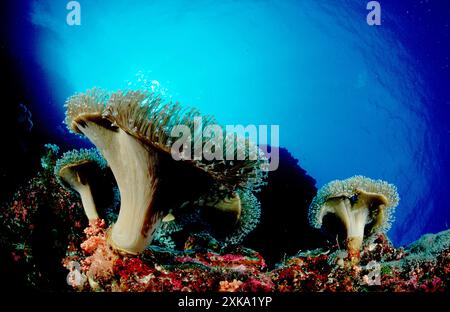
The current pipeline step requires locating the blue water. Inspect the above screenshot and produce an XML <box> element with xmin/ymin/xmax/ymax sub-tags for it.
<box><xmin>6</xmin><ymin>0</ymin><xmax>450</xmax><ymax>246</ymax></box>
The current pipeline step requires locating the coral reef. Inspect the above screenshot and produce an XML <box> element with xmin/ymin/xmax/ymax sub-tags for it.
<box><xmin>0</xmin><ymin>143</ymin><xmax>448</xmax><ymax>292</ymax></box>
<box><xmin>0</xmin><ymin>144</ymin><xmax>86</xmax><ymax>289</ymax></box>
<box><xmin>62</xmin><ymin>220</ymin><xmax>449</xmax><ymax>292</ymax></box>
<box><xmin>271</xmin><ymin>231</ymin><xmax>449</xmax><ymax>292</ymax></box>
<box><xmin>63</xmin><ymin>220</ymin><xmax>273</xmax><ymax>292</ymax></box>
<box><xmin>244</xmin><ymin>147</ymin><xmax>320</xmax><ymax>267</ymax></box>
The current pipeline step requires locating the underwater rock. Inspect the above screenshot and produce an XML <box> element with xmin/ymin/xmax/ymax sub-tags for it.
<box><xmin>406</xmin><ymin>229</ymin><xmax>450</xmax><ymax>257</ymax></box>
<box><xmin>244</xmin><ymin>147</ymin><xmax>320</xmax><ymax>267</ymax></box>
<box><xmin>16</xmin><ymin>103</ymin><xmax>33</xmax><ymax>133</ymax></box>
<box><xmin>384</xmin><ymin>229</ymin><xmax>450</xmax><ymax>268</ymax></box>
<box><xmin>1</xmin><ymin>102</ymin><xmax>38</xmax><ymax>205</ymax></box>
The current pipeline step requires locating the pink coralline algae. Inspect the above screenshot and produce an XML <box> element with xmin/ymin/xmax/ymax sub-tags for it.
<box><xmin>219</xmin><ymin>279</ymin><xmax>243</xmax><ymax>292</ymax></box>
<box><xmin>63</xmin><ymin>217</ymin><xmax>449</xmax><ymax>292</ymax></box>
<box><xmin>62</xmin><ymin>221</ymin><xmax>275</xmax><ymax>292</ymax></box>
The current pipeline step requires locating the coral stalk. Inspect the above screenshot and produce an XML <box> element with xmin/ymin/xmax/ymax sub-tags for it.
<box><xmin>77</xmin><ymin>123</ymin><xmax>162</xmax><ymax>254</ymax></box>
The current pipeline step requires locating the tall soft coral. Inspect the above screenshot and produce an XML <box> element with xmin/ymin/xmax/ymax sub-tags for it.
<box><xmin>64</xmin><ymin>88</ymin><xmax>268</xmax><ymax>254</ymax></box>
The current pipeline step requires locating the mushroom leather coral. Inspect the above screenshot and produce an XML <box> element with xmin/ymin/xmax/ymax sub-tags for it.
<box><xmin>65</xmin><ymin>91</ymin><xmax>208</xmax><ymax>254</ymax></box>
<box><xmin>59</xmin><ymin>162</ymin><xmax>98</xmax><ymax>221</ymax></box>
<box><xmin>309</xmin><ymin>176</ymin><xmax>399</xmax><ymax>261</ymax></box>
<box><xmin>54</xmin><ymin>148</ymin><xmax>107</xmax><ymax>222</ymax></box>
<box><xmin>64</xmin><ymin>88</ymin><xmax>267</xmax><ymax>254</ymax></box>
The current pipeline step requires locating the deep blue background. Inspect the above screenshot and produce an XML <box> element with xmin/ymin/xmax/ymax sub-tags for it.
<box><xmin>2</xmin><ymin>0</ymin><xmax>449</xmax><ymax>246</ymax></box>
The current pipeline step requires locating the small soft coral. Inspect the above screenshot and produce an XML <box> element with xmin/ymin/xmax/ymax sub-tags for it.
<box><xmin>54</xmin><ymin>148</ymin><xmax>107</xmax><ymax>222</ymax></box>
<box><xmin>76</xmin><ymin>219</ymin><xmax>118</xmax><ymax>290</ymax></box>
<box><xmin>308</xmin><ymin>175</ymin><xmax>399</xmax><ymax>262</ymax></box>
